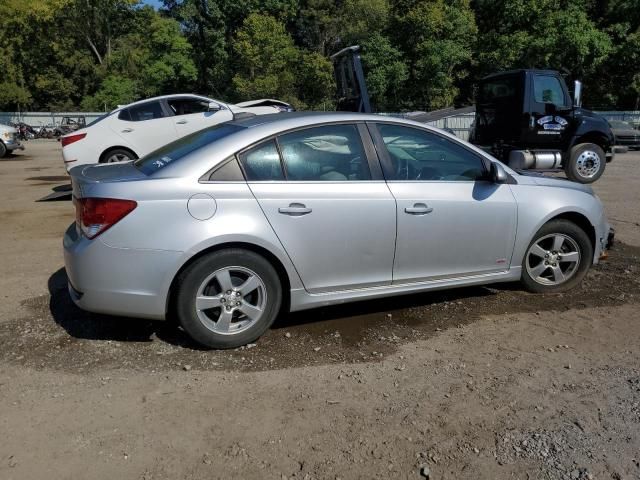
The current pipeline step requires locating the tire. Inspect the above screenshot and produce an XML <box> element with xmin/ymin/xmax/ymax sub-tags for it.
<box><xmin>564</xmin><ymin>143</ymin><xmax>606</xmax><ymax>183</ymax></box>
<box><xmin>100</xmin><ymin>148</ymin><xmax>137</xmax><ymax>164</ymax></box>
<box><xmin>175</xmin><ymin>249</ymin><xmax>282</xmax><ymax>349</ymax></box>
<box><xmin>521</xmin><ymin>219</ymin><xmax>593</xmax><ymax>294</ymax></box>
<box><xmin>0</xmin><ymin>141</ymin><xmax>7</xmax><ymax>158</ymax></box>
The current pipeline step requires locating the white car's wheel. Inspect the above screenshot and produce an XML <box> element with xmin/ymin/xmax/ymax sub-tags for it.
<box><xmin>101</xmin><ymin>148</ymin><xmax>137</xmax><ymax>163</ymax></box>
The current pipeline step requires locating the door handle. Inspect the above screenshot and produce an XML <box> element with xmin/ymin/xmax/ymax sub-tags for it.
<box><xmin>278</xmin><ymin>203</ymin><xmax>312</xmax><ymax>216</ymax></box>
<box><xmin>121</xmin><ymin>128</ymin><xmax>134</xmax><ymax>133</ymax></box>
<box><xmin>404</xmin><ymin>203</ymin><xmax>433</xmax><ymax>215</ymax></box>
<box><xmin>176</xmin><ymin>120</ymin><xmax>188</xmax><ymax>124</ymax></box>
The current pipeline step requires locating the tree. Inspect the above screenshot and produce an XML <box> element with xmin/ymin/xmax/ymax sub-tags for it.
<box><xmin>232</xmin><ymin>14</ymin><xmax>300</xmax><ymax>103</ymax></box>
<box><xmin>391</xmin><ymin>0</ymin><xmax>477</xmax><ymax>110</ymax></box>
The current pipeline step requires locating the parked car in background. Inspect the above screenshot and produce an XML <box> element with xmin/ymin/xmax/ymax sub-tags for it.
<box><xmin>0</xmin><ymin>123</ymin><xmax>24</xmax><ymax>157</ymax></box>
<box><xmin>609</xmin><ymin>120</ymin><xmax>640</xmax><ymax>150</ymax></box>
<box><xmin>64</xmin><ymin>112</ymin><xmax>613</xmax><ymax>349</ymax></box>
<box><xmin>60</xmin><ymin>94</ymin><xmax>294</xmax><ymax>171</ymax></box>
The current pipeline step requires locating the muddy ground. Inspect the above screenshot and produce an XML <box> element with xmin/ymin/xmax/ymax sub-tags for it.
<box><xmin>1</xmin><ymin>141</ymin><xmax>639</xmax><ymax>480</ymax></box>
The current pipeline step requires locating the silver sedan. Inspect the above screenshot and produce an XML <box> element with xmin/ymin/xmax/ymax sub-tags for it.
<box><xmin>64</xmin><ymin>112</ymin><xmax>613</xmax><ymax>348</ymax></box>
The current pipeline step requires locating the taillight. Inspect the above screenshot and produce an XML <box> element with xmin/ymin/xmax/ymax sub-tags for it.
<box><xmin>74</xmin><ymin>197</ymin><xmax>137</xmax><ymax>239</ymax></box>
<box><xmin>61</xmin><ymin>132</ymin><xmax>87</xmax><ymax>147</ymax></box>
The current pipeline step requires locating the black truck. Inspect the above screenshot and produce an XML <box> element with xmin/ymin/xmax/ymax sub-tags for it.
<box><xmin>332</xmin><ymin>46</ymin><xmax>615</xmax><ymax>184</ymax></box>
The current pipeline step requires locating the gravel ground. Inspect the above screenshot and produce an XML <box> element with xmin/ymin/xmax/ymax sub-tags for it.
<box><xmin>1</xmin><ymin>141</ymin><xmax>639</xmax><ymax>480</ymax></box>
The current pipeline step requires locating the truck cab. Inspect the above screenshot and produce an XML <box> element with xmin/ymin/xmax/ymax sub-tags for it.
<box><xmin>471</xmin><ymin>69</ymin><xmax>614</xmax><ymax>183</ymax></box>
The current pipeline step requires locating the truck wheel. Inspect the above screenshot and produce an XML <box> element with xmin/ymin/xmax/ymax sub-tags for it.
<box><xmin>0</xmin><ymin>141</ymin><xmax>7</xmax><ymax>158</ymax></box>
<box><xmin>565</xmin><ymin>143</ymin><xmax>605</xmax><ymax>183</ymax></box>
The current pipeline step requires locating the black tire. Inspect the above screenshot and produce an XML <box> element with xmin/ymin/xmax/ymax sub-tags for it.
<box><xmin>0</xmin><ymin>141</ymin><xmax>7</xmax><ymax>158</ymax></box>
<box><xmin>100</xmin><ymin>148</ymin><xmax>137</xmax><ymax>163</ymax></box>
<box><xmin>521</xmin><ymin>219</ymin><xmax>593</xmax><ymax>294</ymax></box>
<box><xmin>564</xmin><ymin>143</ymin><xmax>606</xmax><ymax>183</ymax></box>
<box><xmin>175</xmin><ymin>249</ymin><xmax>282</xmax><ymax>349</ymax></box>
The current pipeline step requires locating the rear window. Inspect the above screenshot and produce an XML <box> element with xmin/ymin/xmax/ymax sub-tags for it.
<box><xmin>479</xmin><ymin>76</ymin><xmax>518</xmax><ymax>103</ymax></box>
<box><xmin>134</xmin><ymin>123</ymin><xmax>244</xmax><ymax>175</ymax></box>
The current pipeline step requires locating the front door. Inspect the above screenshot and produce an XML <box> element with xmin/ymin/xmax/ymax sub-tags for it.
<box><xmin>371</xmin><ymin>123</ymin><xmax>517</xmax><ymax>283</ymax></box>
<box><xmin>524</xmin><ymin>73</ymin><xmax>573</xmax><ymax>148</ymax></box>
<box><xmin>241</xmin><ymin>123</ymin><xmax>397</xmax><ymax>293</ymax></box>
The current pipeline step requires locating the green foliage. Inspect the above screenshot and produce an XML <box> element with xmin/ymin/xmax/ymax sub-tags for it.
<box><xmin>0</xmin><ymin>0</ymin><xmax>639</xmax><ymax>112</ymax></box>
<box><xmin>80</xmin><ymin>75</ymin><xmax>138</xmax><ymax>110</ymax></box>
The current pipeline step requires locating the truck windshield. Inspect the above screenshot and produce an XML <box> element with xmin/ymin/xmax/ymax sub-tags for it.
<box><xmin>135</xmin><ymin>123</ymin><xmax>244</xmax><ymax>175</ymax></box>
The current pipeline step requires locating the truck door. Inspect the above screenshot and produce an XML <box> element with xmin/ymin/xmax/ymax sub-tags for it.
<box><xmin>524</xmin><ymin>73</ymin><xmax>573</xmax><ymax>148</ymax></box>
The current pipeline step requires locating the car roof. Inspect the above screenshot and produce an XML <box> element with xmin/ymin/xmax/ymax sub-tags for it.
<box><xmin>228</xmin><ymin>111</ymin><xmax>416</xmax><ymax>129</ymax></box>
<box><xmin>116</xmin><ymin>94</ymin><xmax>215</xmax><ymax>111</ymax></box>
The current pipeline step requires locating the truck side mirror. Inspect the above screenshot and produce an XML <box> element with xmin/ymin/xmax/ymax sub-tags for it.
<box><xmin>573</xmin><ymin>80</ymin><xmax>582</xmax><ymax>108</ymax></box>
<box><xmin>490</xmin><ymin>162</ymin><xmax>508</xmax><ymax>184</ymax></box>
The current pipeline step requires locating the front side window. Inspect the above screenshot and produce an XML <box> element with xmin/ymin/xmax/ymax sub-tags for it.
<box><xmin>238</xmin><ymin>140</ymin><xmax>285</xmax><ymax>181</ymax></box>
<box><xmin>533</xmin><ymin>75</ymin><xmax>566</xmax><ymax>106</ymax></box>
<box><xmin>167</xmin><ymin>98</ymin><xmax>211</xmax><ymax>116</ymax></box>
<box><xmin>124</xmin><ymin>101</ymin><xmax>166</xmax><ymax>122</ymax></box>
<box><xmin>377</xmin><ymin>124</ymin><xmax>486</xmax><ymax>181</ymax></box>
<box><xmin>277</xmin><ymin>124</ymin><xmax>370</xmax><ymax>181</ymax></box>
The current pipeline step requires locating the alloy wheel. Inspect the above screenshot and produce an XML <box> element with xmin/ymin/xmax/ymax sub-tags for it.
<box><xmin>575</xmin><ymin>150</ymin><xmax>601</xmax><ymax>179</ymax></box>
<box><xmin>195</xmin><ymin>266</ymin><xmax>267</xmax><ymax>335</ymax></box>
<box><xmin>525</xmin><ymin>234</ymin><xmax>581</xmax><ymax>286</ymax></box>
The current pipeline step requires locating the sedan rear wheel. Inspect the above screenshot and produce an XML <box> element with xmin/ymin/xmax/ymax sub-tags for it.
<box><xmin>521</xmin><ymin>220</ymin><xmax>593</xmax><ymax>293</ymax></box>
<box><xmin>101</xmin><ymin>148</ymin><xmax>136</xmax><ymax>164</ymax></box>
<box><xmin>175</xmin><ymin>249</ymin><xmax>282</xmax><ymax>349</ymax></box>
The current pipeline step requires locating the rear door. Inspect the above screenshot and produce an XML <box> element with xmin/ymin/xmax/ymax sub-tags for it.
<box><xmin>114</xmin><ymin>100</ymin><xmax>178</xmax><ymax>156</ymax></box>
<box><xmin>166</xmin><ymin>96</ymin><xmax>233</xmax><ymax>138</ymax></box>
<box><xmin>242</xmin><ymin>123</ymin><xmax>397</xmax><ymax>293</ymax></box>
<box><xmin>371</xmin><ymin>122</ymin><xmax>517</xmax><ymax>283</ymax></box>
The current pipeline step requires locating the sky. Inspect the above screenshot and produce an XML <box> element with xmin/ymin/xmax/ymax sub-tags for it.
<box><xmin>141</xmin><ymin>0</ymin><xmax>163</xmax><ymax>8</ymax></box>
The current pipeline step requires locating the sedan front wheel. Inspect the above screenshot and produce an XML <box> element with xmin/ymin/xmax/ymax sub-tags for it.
<box><xmin>521</xmin><ymin>220</ymin><xmax>593</xmax><ymax>293</ymax></box>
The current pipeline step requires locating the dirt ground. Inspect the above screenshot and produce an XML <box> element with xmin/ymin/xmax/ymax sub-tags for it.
<box><xmin>1</xmin><ymin>141</ymin><xmax>639</xmax><ymax>480</ymax></box>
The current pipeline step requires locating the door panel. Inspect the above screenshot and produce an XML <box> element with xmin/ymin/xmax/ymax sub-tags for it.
<box><xmin>370</xmin><ymin>122</ymin><xmax>518</xmax><ymax>283</ymax></box>
<box><xmin>166</xmin><ymin>97</ymin><xmax>233</xmax><ymax>137</ymax></box>
<box><xmin>249</xmin><ymin>183</ymin><xmax>396</xmax><ymax>293</ymax></box>
<box><xmin>388</xmin><ymin>181</ymin><xmax>517</xmax><ymax>283</ymax></box>
<box><xmin>113</xmin><ymin>101</ymin><xmax>177</xmax><ymax>157</ymax></box>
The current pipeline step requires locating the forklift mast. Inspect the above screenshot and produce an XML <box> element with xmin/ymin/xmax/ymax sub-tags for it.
<box><xmin>330</xmin><ymin>46</ymin><xmax>372</xmax><ymax>114</ymax></box>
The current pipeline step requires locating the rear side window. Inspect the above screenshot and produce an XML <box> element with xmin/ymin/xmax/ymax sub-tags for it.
<box><xmin>134</xmin><ymin>123</ymin><xmax>244</xmax><ymax>175</ymax></box>
<box><xmin>277</xmin><ymin>124</ymin><xmax>370</xmax><ymax>181</ymax></box>
<box><xmin>479</xmin><ymin>77</ymin><xmax>517</xmax><ymax>103</ymax></box>
<box><xmin>122</xmin><ymin>101</ymin><xmax>165</xmax><ymax>122</ymax></box>
<box><xmin>238</xmin><ymin>140</ymin><xmax>285</xmax><ymax>181</ymax></box>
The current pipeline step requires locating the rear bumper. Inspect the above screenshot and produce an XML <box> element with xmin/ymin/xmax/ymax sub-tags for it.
<box><xmin>63</xmin><ymin>223</ymin><xmax>182</xmax><ymax>320</ymax></box>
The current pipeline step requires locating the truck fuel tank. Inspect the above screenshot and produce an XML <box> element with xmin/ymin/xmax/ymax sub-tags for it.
<box><xmin>508</xmin><ymin>150</ymin><xmax>562</xmax><ymax>170</ymax></box>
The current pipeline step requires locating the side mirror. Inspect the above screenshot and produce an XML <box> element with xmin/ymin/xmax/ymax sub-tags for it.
<box><xmin>573</xmin><ymin>80</ymin><xmax>582</xmax><ymax>108</ymax></box>
<box><xmin>208</xmin><ymin>102</ymin><xmax>222</xmax><ymax>112</ymax></box>
<box><xmin>490</xmin><ymin>162</ymin><xmax>508</xmax><ymax>184</ymax></box>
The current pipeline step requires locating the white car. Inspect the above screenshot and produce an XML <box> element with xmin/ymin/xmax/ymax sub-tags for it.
<box><xmin>60</xmin><ymin>94</ymin><xmax>292</xmax><ymax>170</ymax></box>
<box><xmin>0</xmin><ymin>123</ymin><xmax>24</xmax><ymax>157</ymax></box>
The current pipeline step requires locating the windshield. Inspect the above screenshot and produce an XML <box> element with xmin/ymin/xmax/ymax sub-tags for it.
<box><xmin>134</xmin><ymin>123</ymin><xmax>244</xmax><ymax>175</ymax></box>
